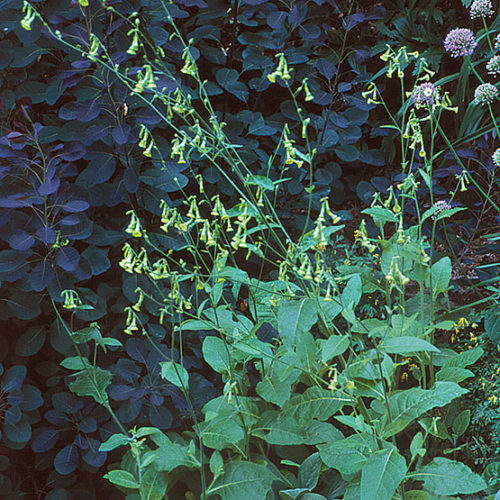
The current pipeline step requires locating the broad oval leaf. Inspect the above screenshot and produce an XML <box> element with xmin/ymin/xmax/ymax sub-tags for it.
<box><xmin>418</xmin><ymin>457</ymin><xmax>486</xmax><ymax>495</ymax></box>
<box><xmin>360</xmin><ymin>449</ymin><xmax>407</xmax><ymax>500</ymax></box>
<box><xmin>54</xmin><ymin>444</ymin><xmax>79</xmax><ymax>475</ymax></box>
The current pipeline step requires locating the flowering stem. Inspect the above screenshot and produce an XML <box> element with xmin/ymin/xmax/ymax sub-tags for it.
<box><xmin>482</xmin><ymin>16</ymin><xmax>495</xmax><ymax>55</ymax></box>
<box><xmin>435</xmin><ymin>121</ymin><xmax>500</xmax><ymax>213</ymax></box>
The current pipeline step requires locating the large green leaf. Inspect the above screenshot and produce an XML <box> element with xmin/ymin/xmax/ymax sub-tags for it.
<box><xmin>200</xmin><ymin>413</ymin><xmax>245</xmax><ymax>450</ymax></box>
<box><xmin>360</xmin><ymin>449</ymin><xmax>407</xmax><ymax>500</ymax></box>
<box><xmin>485</xmin><ymin>310</ymin><xmax>500</xmax><ymax>346</ymax></box>
<box><xmin>319</xmin><ymin>433</ymin><xmax>379</xmax><ymax>475</ymax></box>
<box><xmin>104</xmin><ymin>470</ymin><xmax>139</xmax><ymax>489</ymax></box>
<box><xmin>320</xmin><ymin>335</ymin><xmax>350</xmax><ymax>363</ymax></box>
<box><xmin>256</xmin><ymin>374</ymin><xmax>292</xmax><ymax>407</ymax></box>
<box><xmin>341</xmin><ymin>274</ymin><xmax>362</xmax><ymax>309</ymax></box>
<box><xmin>160</xmin><ymin>360</ymin><xmax>189</xmax><ymax>389</ymax></box>
<box><xmin>152</xmin><ymin>437</ymin><xmax>197</xmax><ymax>472</ymax></box>
<box><xmin>141</xmin><ymin>468</ymin><xmax>168</xmax><ymax>500</ymax></box>
<box><xmin>283</xmin><ymin>386</ymin><xmax>350</xmax><ymax>422</ymax></box>
<box><xmin>297</xmin><ymin>453</ymin><xmax>322</xmax><ymax>490</ymax></box>
<box><xmin>208</xmin><ymin>461</ymin><xmax>277</xmax><ymax>500</ymax></box>
<box><xmin>379</xmin><ymin>336</ymin><xmax>440</xmax><ymax>354</ymax></box>
<box><xmin>202</xmin><ymin>336</ymin><xmax>230</xmax><ymax>374</ymax></box>
<box><xmin>278</xmin><ymin>298</ymin><xmax>318</xmax><ymax>348</ymax></box>
<box><xmin>430</xmin><ymin>257</ymin><xmax>451</xmax><ymax>296</ymax></box>
<box><xmin>383</xmin><ymin>382</ymin><xmax>467</xmax><ymax>437</ymax></box>
<box><xmin>443</xmin><ymin>347</ymin><xmax>483</xmax><ymax>368</ymax></box>
<box><xmin>417</xmin><ymin>457</ymin><xmax>486</xmax><ymax>495</ymax></box>
<box><xmin>68</xmin><ymin>366</ymin><xmax>112</xmax><ymax>406</ymax></box>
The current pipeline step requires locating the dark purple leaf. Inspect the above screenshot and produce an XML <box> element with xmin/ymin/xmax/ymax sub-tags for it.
<box><xmin>56</xmin><ymin>141</ymin><xmax>87</xmax><ymax>162</ymax></box>
<box><xmin>316</xmin><ymin>59</ymin><xmax>336</xmax><ymax>80</ymax></box>
<box><xmin>71</xmin><ymin>60</ymin><xmax>91</xmax><ymax>69</ymax></box>
<box><xmin>8</xmin><ymin>389</ymin><xmax>24</xmax><ymax>406</ymax></box>
<box><xmin>36</xmin><ymin>226</ymin><xmax>57</xmax><ymax>244</ymax></box>
<box><xmin>73</xmin><ymin>258</ymin><xmax>92</xmax><ymax>280</ymax></box>
<box><xmin>56</xmin><ymin>247</ymin><xmax>80</xmax><ymax>272</ymax></box>
<box><xmin>77</xmin><ymin>153</ymin><xmax>116</xmax><ymax>186</ymax></box>
<box><xmin>54</xmin><ymin>444</ymin><xmax>79</xmax><ymax>475</ymax></box>
<box><xmin>149</xmin><ymin>404</ymin><xmax>173</xmax><ymax>429</ymax></box>
<box><xmin>129</xmin><ymin>386</ymin><xmax>148</xmax><ymax>403</ymax></box>
<box><xmin>1</xmin><ymin>366</ymin><xmax>26</xmax><ymax>393</ymax></box>
<box><xmin>32</xmin><ymin>429</ymin><xmax>60</xmax><ymax>453</ymax></box>
<box><xmin>74</xmin><ymin>433</ymin><xmax>89</xmax><ymax>450</ymax></box>
<box><xmin>112</xmin><ymin>123</ymin><xmax>131</xmax><ymax>145</ymax></box>
<box><xmin>288</xmin><ymin>4</ymin><xmax>307</xmax><ymax>26</ymax></box>
<box><xmin>83</xmin><ymin>125</ymin><xmax>109</xmax><ymax>145</ymax></box>
<box><xmin>19</xmin><ymin>385</ymin><xmax>43</xmax><ymax>411</ymax></box>
<box><xmin>150</xmin><ymin>393</ymin><xmax>164</xmax><ymax>406</ymax></box>
<box><xmin>44</xmin><ymin>409</ymin><xmax>66</xmax><ymax>426</ymax></box>
<box><xmin>61</xmin><ymin>217</ymin><xmax>93</xmax><ymax>241</ymax></box>
<box><xmin>343</xmin><ymin>12</ymin><xmax>366</xmax><ymax>31</ymax></box>
<box><xmin>59</xmin><ymin>100</ymin><xmax>100</xmax><ymax>122</ymax></box>
<box><xmin>366</xmin><ymin>5</ymin><xmax>385</xmax><ymax>20</ymax></box>
<box><xmin>7</xmin><ymin>231</ymin><xmax>35</xmax><ymax>251</ymax></box>
<box><xmin>5</xmin><ymin>405</ymin><xmax>22</xmax><ymax>425</ymax></box>
<box><xmin>135</xmin><ymin>107</ymin><xmax>163</xmax><ymax>125</ymax></box>
<box><xmin>109</xmin><ymin>50</ymin><xmax>129</xmax><ymax>66</ymax></box>
<box><xmin>117</xmin><ymin>399</ymin><xmax>142</xmax><ymax>423</ymax></box>
<box><xmin>78</xmin><ymin>417</ymin><xmax>97</xmax><ymax>433</ymax></box>
<box><xmin>126</xmin><ymin>338</ymin><xmax>148</xmax><ymax>364</ymax></box>
<box><xmin>0</xmin><ymin>195</ymin><xmax>33</xmax><ymax>208</ymax></box>
<box><xmin>156</xmin><ymin>75</ymin><xmax>178</xmax><ymax>93</ymax></box>
<box><xmin>179</xmin><ymin>0</ymin><xmax>207</xmax><ymax>7</ymax></box>
<box><xmin>60</xmin><ymin>215</ymin><xmax>80</xmax><ymax>226</ymax></box>
<box><xmin>52</xmin><ymin>392</ymin><xmax>84</xmax><ymax>414</ymax></box>
<box><xmin>312</xmin><ymin>90</ymin><xmax>333</xmax><ymax>105</ymax></box>
<box><xmin>338</xmin><ymin>82</ymin><xmax>352</xmax><ymax>92</ymax></box>
<box><xmin>7</xmin><ymin>131</ymin><xmax>26</xmax><ymax>149</ymax></box>
<box><xmin>82</xmin><ymin>439</ymin><xmax>107</xmax><ymax>467</ymax></box>
<box><xmin>38</xmin><ymin>178</ymin><xmax>61</xmax><ymax>196</ymax></box>
<box><xmin>106</xmin><ymin>18</ymin><xmax>125</xmax><ymax>35</ymax></box>
<box><xmin>109</xmin><ymin>384</ymin><xmax>137</xmax><ymax>401</ymax></box>
<box><xmin>2</xmin><ymin>376</ymin><xmax>24</xmax><ymax>393</ymax></box>
<box><xmin>29</xmin><ymin>261</ymin><xmax>55</xmax><ymax>292</ymax></box>
<box><xmin>124</xmin><ymin>164</ymin><xmax>139</xmax><ymax>193</ymax></box>
<box><xmin>267</xmin><ymin>11</ymin><xmax>287</xmax><ymax>29</ymax></box>
<box><xmin>371</xmin><ymin>176</ymin><xmax>392</xmax><ymax>193</ymax></box>
<box><xmin>82</xmin><ymin>246</ymin><xmax>110</xmax><ymax>276</ymax></box>
<box><xmin>360</xmin><ymin>150</ymin><xmax>385</xmax><ymax>167</ymax></box>
<box><xmin>299</xmin><ymin>24</ymin><xmax>321</xmax><ymax>40</ymax></box>
<box><xmin>354</xmin><ymin>49</ymin><xmax>372</xmax><ymax>65</ymax></box>
<box><xmin>115</xmin><ymin>359</ymin><xmax>141</xmax><ymax>381</ymax></box>
<box><xmin>62</xmin><ymin>200</ymin><xmax>89</xmax><ymax>213</ymax></box>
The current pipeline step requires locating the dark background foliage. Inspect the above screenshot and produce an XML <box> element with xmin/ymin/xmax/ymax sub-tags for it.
<box><xmin>0</xmin><ymin>0</ymin><xmax>497</xmax><ymax>496</ymax></box>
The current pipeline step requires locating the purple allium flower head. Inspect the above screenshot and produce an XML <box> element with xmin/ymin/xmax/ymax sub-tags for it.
<box><xmin>470</xmin><ymin>0</ymin><xmax>494</xmax><ymax>18</ymax></box>
<box><xmin>487</xmin><ymin>55</ymin><xmax>500</xmax><ymax>75</ymax></box>
<box><xmin>493</xmin><ymin>149</ymin><xmax>500</xmax><ymax>168</ymax></box>
<box><xmin>473</xmin><ymin>83</ymin><xmax>498</xmax><ymax>105</ymax></box>
<box><xmin>433</xmin><ymin>200</ymin><xmax>452</xmax><ymax>219</ymax></box>
<box><xmin>444</xmin><ymin>28</ymin><xmax>477</xmax><ymax>57</ymax></box>
<box><xmin>412</xmin><ymin>83</ymin><xmax>439</xmax><ymax>108</ymax></box>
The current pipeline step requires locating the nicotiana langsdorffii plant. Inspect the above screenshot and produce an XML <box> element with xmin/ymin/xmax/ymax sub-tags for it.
<box><xmin>20</xmin><ymin>1</ymin><xmax>499</xmax><ymax>499</ymax></box>
<box><xmin>2</xmin><ymin>0</ymin><xmax>398</xmax><ymax>495</ymax></box>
